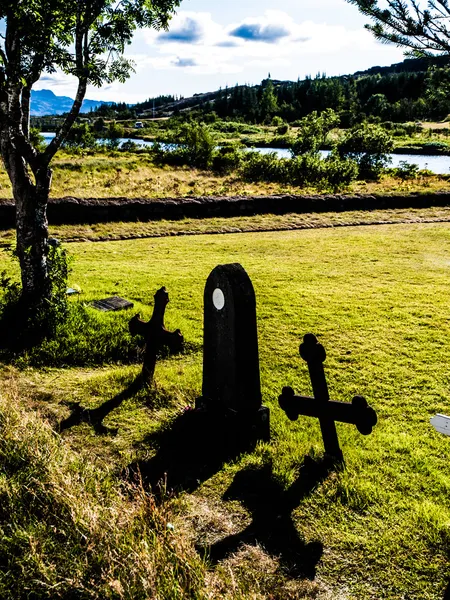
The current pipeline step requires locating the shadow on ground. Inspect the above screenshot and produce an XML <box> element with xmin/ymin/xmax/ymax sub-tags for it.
<box><xmin>125</xmin><ymin>408</ymin><xmax>264</xmax><ymax>497</ymax></box>
<box><xmin>58</xmin><ymin>375</ymin><xmax>145</xmax><ymax>435</ymax></box>
<box><xmin>197</xmin><ymin>458</ymin><xmax>335</xmax><ymax>579</ymax></box>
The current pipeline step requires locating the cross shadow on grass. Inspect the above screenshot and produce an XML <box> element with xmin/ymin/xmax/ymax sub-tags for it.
<box><xmin>197</xmin><ymin>458</ymin><xmax>335</xmax><ymax>580</ymax></box>
<box><xmin>125</xmin><ymin>409</ymin><xmax>261</xmax><ymax>497</ymax></box>
<box><xmin>58</xmin><ymin>375</ymin><xmax>145</xmax><ymax>435</ymax></box>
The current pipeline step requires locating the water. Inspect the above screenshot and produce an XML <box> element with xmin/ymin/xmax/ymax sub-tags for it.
<box><xmin>253</xmin><ymin>146</ymin><xmax>450</xmax><ymax>174</ymax></box>
<box><xmin>41</xmin><ymin>132</ymin><xmax>450</xmax><ymax>175</ymax></box>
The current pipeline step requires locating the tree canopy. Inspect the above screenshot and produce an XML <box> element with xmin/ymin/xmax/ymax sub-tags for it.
<box><xmin>0</xmin><ymin>0</ymin><xmax>181</xmax><ymax>325</ymax></box>
<box><xmin>0</xmin><ymin>0</ymin><xmax>181</xmax><ymax>164</ymax></box>
<box><xmin>346</xmin><ymin>0</ymin><xmax>450</xmax><ymax>56</ymax></box>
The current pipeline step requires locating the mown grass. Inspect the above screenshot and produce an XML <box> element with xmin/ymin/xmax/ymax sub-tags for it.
<box><xmin>0</xmin><ymin>150</ymin><xmax>450</xmax><ymax>200</ymax></box>
<box><xmin>2</xmin><ymin>222</ymin><xmax>450</xmax><ymax>598</ymax></box>
<box><xmin>1</xmin><ymin>206</ymin><xmax>450</xmax><ymax>247</ymax></box>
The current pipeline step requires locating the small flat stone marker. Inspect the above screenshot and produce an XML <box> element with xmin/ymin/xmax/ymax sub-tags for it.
<box><xmin>430</xmin><ymin>414</ymin><xmax>450</xmax><ymax>436</ymax></box>
<box><xmin>198</xmin><ymin>263</ymin><xmax>270</xmax><ymax>442</ymax></box>
<box><xmin>279</xmin><ymin>333</ymin><xmax>377</xmax><ymax>462</ymax></box>
<box><xmin>92</xmin><ymin>296</ymin><xmax>134</xmax><ymax>312</ymax></box>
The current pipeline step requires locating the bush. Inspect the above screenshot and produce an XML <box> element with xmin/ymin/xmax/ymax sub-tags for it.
<box><xmin>322</xmin><ymin>155</ymin><xmax>359</xmax><ymax>188</ymax></box>
<box><xmin>62</xmin><ymin>123</ymin><xmax>97</xmax><ymax>150</ymax></box>
<box><xmin>290</xmin><ymin>109</ymin><xmax>340</xmax><ymax>157</ymax></box>
<box><xmin>337</xmin><ymin>123</ymin><xmax>393</xmax><ymax>180</ymax></box>
<box><xmin>103</xmin><ymin>121</ymin><xmax>125</xmax><ymax>150</ymax></box>
<box><xmin>179</xmin><ymin>122</ymin><xmax>215</xmax><ymax>168</ymax></box>
<box><xmin>151</xmin><ymin>123</ymin><xmax>216</xmax><ymax>170</ymax></box>
<box><xmin>29</xmin><ymin>128</ymin><xmax>46</xmax><ymax>152</ymax></box>
<box><xmin>120</xmin><ymin>140</ymin><xmax>141</xmax><ymax>152</ymax></box>
<box><xmin>212</xmin><ymin>146</ymin><xmax>243</xmax><ymax>174</ymax></box>
<box><xmin>0</xmin><ymin>241</ymin><xmax>71</xmax><ymax>350</ymax></box>
<box><xmin>421</xmin><ymin>141</ymin><xmax>450</xmax><ymax>154</ymax></box>
<box><xmin>240</xmin><ymin>151</ymin><xmax>358</xmax><ymax>190</ymax></box>
<box><xmin>241</xmin><ymin>152</ymin><xmax>290</xmax><ymax>183</ymax></box>
<box><xmin>394</xmin><ymin>161</ymin><xmax>420</xmax><ymax>180</ymax></box>
<box><xmin>277</xmin><ymin>123</ymin><xmax>289</xmax><ymax>135</ymax></box>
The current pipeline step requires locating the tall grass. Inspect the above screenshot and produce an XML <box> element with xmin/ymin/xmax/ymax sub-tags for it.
<box><xmin>0</xmin><ymin>377</ymin><xmax>206</xmax><ymax>599</ymax></box>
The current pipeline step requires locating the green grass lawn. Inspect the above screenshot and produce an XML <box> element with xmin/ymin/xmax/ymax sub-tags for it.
<box><xmin>2</xmin><ymin>221</ymin><xmax>450</xmax><ymax>599</ymax></box>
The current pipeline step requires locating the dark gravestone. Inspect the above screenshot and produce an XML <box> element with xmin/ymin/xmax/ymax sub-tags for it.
<box><xmin>279</xmin><ymin>333</ymin><xmax>377</xmax><ymax>462</ymax></box>
<box><xmin>92</xmin><ymin>296</ymin><xmax>134</xmax><ymax>312</ymax></box>
<box><xmin>198</xmin><ymin>263</ymin><xmax>270</xmax><ymax>443</ymax></box>
<box><xmin>129</xmin><ymin>287</ymin><xmax>183</xmax><ymax>384</ymax></box>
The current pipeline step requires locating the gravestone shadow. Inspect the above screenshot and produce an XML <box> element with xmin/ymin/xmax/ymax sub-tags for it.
<box><xmin>58</xmin><ymin>375</ymin><xmax>144</xmax><ymax>435</ymax></box>
<box><xmin>125</xmin><ymin>408</ymin><xmax>262</xmax><ymax>497</ymax></box>
<box><xmin>198</xmin><ymin>457</ymin><xmax>334</xmax><ymax>579</ymax></box>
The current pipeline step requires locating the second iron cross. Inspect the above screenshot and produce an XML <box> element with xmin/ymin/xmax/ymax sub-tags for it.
<box><xmin>279</xmin><ymin>333</ymin><xmax>377</xmax><ymax>462</ymax></box>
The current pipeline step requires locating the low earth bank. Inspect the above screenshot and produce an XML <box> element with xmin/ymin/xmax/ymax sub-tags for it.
<box><xmin>2</xmin><ymin>192</ymin><xmax>450</xmax><ymax>228</ymax></box>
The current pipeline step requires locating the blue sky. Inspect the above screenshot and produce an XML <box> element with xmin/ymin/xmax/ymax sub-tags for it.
<box><xmin>36</xmin><ymin>0</ymin><xmax>406</xmax><ymax>103</ymax></box>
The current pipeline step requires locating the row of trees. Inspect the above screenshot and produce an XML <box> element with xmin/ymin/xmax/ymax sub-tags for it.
<box><xmin>184</xmin><ymin>68</ymin><xmax>450</xmax><ymax>125</ymax></box>
<box><xmin>84</xmin><ymin>64</ymin><xmax>450</xmax><ymax>126</ymax></box>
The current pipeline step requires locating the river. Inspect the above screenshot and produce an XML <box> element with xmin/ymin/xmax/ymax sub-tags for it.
<box><xmin>41</xmin><ymin>132</ymin><xmax>450</xmax><ymax>175</ymax></box>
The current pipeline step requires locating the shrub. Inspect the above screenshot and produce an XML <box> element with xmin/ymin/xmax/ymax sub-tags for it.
<box><xmin>212</xmin><ymin>146</ymin><xmax>243</xmax><ymax>174</ymax></box>
<box><xmin>240</xmin><ymin>151</ymin><xmax>358</xmax><ymax>189</ymax></box>
<box><xmin>63</xmin><ymin>122</ymin><xmax>97</xmax><ymax>150</ymax></box>
<box><xmin>120</xmin><ymin>140</ymin><xmax>141</xmax><ymax>152</ymax></box>
<box><xmin>241</xmin><ymin>152</ymin><xmax>290</xmax><ymax>183</ymax></box>
<box><xmin>290</xmin><ymin>109</ymin><xmax>340</xmax><ymax>157</ymax></box>
<box><xmin>337</xmin><ymin>123</ymin><xmax>393</xmax><ymax>180</ymax></box>
<box><xmin>93</xmin><ymin>117</ymin><xmax>105</xmax><ymax>132</ymax></box>
<box><xmin>277</xmin><ymin>123</ymin><xmax>289</xmax><ymax>135</ymax></box>
<box><xmin>103</xmin><ymin>121</ymin><xmax>125</xmax><ymax>150</ymax></box>
<box><xmin>271</xmin><ymin>115</ymin><xmax>284</xmax><ymax>126</ymax></box>
<box><xmin>29</xmin><ymin>128</ymin><xmax>46</xmax><ymax>152</ymax></box>
<box><xmin>394</xmin><ymin>160</ymin><xmax>420</xmax><ymax>180</ymax></box>
<box><xmin>176</xmin><ymin>122</ymin><xmax>215</xmax><ymax>169</ymax></box>
<box><xmin>421</xmin><ymin>141</ymin><xmax>450</xmax><ymax>154</ymax></box>
<box><xmin>0</xmin><ymin>241</ymin><xmax>71</xmax><ymax>350</ymax></box>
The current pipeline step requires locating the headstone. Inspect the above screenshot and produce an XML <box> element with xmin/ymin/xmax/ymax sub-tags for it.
<box><xmin>279</xmin><ymin>333</ymin><xmax>377</xmax><ymax>462</ymax></box>
<box><xmin>92</xmin><ymin>296</ymin><xmax>134</xmax><ymax>311</ymax></box>
<box><xmin>198</xmin><ymin>263</ymin><xmax>270</xmax><ymax>442</ymax></box>
<box><xmin>430</xmin><ymin>414</ymin><xmax>450</xmax><ymax>436</ymax></box>
<box><xmin>129</xmin><ymin>287</ymin><xmax>183</xmax><ymax>384</ymax></box>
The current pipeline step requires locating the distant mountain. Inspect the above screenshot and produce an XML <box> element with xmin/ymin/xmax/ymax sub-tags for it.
<box><xmin>30</xmin><ymin>89</ymin><xmax>110</xmax><ymax>116</ymax></box>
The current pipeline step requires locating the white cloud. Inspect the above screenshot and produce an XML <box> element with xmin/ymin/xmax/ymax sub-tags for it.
<box><xmin>34</xmin><ymin>6</ymin><xmax>406</xmax><ymax>102</ymax></box>
<box><xmin>139</xmin><ymin>10</ymin><xmax>392</xmax><ymax>77</ymax></box>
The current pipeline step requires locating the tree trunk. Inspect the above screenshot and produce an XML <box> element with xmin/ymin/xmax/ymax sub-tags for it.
<box><xmin>1</xmin><ymin>131</ymin><xmax>52</xmax><ymax>309</ymax></box>
<box><xmin>15</xmin><ymin>167</ymin><xmax>52</xmax><ymax>308</ymax></box>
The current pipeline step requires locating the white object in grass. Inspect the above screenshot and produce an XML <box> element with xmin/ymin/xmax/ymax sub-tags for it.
<box><xmin>430</xmin><ymin>414</ymin><xmax>450</xmax><ymax>436</ymax></box>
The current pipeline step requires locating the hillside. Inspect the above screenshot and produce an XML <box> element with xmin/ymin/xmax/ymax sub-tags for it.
<box><xmin>30</xmin><ymin>89</ymin><xmax>110</xmax><ymax>117</ymax></box>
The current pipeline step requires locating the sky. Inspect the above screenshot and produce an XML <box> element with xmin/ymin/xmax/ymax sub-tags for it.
<box><xmin>35</xmin><ymin>0</ymin><xmax>407</xmax><ymax>104</ymax></box>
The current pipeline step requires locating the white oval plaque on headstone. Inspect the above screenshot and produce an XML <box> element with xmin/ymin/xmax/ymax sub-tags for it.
<box><xmin>212</xmin><ymin>288</ymin><xmax>225</xmax><ymax>310</ymax></box>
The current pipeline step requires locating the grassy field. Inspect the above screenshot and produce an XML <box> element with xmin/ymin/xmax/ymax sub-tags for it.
<box><xmin>2</xmin><ymin>219</ymin><xmax>450</xmax><ymax>598</ymax></box>
<box><xmin>0</xmin><ymin>150</ymin><xmax>450</xmax><ymax>200</ymax></box>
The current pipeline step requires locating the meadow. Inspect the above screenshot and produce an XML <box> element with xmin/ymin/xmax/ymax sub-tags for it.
<box><xmin>1</xmin><ymin>218</ymin><xmax>450</xmax><ymax>598</ymax></box>
<box><xmin>0</xmin><ymin>149</ymin><xmax>448</xmax><ymax>201</ymax></box>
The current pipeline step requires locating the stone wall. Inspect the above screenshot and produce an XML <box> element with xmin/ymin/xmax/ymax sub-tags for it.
<box><xmin>1</xmin><ymin>192</ymin><xmax>450</xmax><ymax>229</ymax></box>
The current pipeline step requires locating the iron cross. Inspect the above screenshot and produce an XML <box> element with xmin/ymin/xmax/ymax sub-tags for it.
<box><xmin>129</xmin><ymin>287</ymin><xmax>183</xmax><ymax>384</ymax></box>
<box><xmin>279</xmin><ymin>333</ymin><xmax>377</xmax><ymax>462</ymax></box>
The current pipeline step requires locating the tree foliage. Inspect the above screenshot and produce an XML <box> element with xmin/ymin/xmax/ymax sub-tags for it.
<box><xmin>0</xmin><ymin>0</ymin><xmax>180</xmax><ymax>323</ymax></box>
<box><xmin>337</xmin><ymin>123</ymin><xmax>394</xmax><ymax>179</ymax></box>
<box><xmin>345</xmin><ymin>0</ymin><xmax>450</xmax><ymax>56</ymax></box>
<box><xmin>290</xmin><ymin>109</ymin><xmax>340</xmax><ymax>156</ymax></box>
